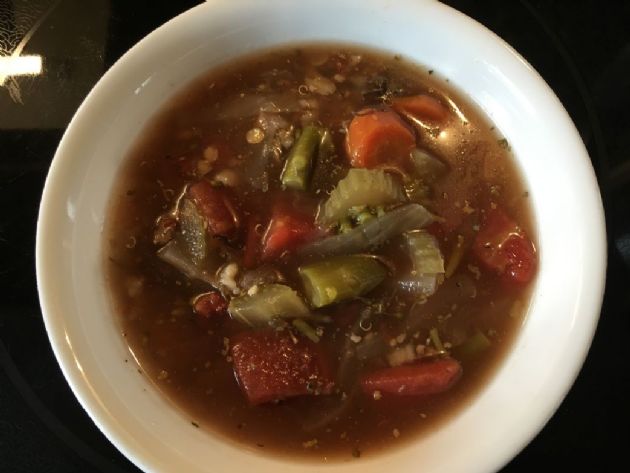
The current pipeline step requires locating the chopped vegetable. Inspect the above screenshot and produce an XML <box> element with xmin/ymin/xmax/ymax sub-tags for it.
<box><xmin>410</xmin><ymin>148</ymin><xmax>447</xmax><ymax>180</ymax></box>
<box><xmin>298</xmin><ymin>255</ymin><xmax>387</xmax><ymax>308</ymax></box>
<box><xmin>360</xmin><ymin>358</ymin><xmax>462</xmax><ymax>397</ymax></box>
<box><xmin>429</xmin><ymin>327</ymin><xmax>445</xmax><ymax>352</ymax></box>
<box><xmin>445</xmin><ymin>234</ymin><xmax>465</xmax><ymax>278</ymax></box>
<box><xmin>177</xmin><ymin>198</ymin><xmax>207</xmax><ymax>266</ymax></box>
<box><xmin>230</xmin><ymin>329</ymin><xmax>334</xmax><ymax>405</ymax></box>
<box><xmin>228</xmin><ymin>284</ymin><xmax>310</xmax><ymax>327</ymax></box>
<box><xmin>458</xmin><ymin>329</ymin><xmax>492</xmax><ymax>357</ymax></box>
<box><xmin>472</xmin><ymin>207</ymin><xmax>536</xmax><ymax>284</ymax></box>
<box><xmin>346</xmin><ymin>110</ymin><xmax>415</xmax><ymax>168</ymax></box>
<box><xmin>387</xmin><ymin>344</ymin><xmax>417</xmax><ymax>367</ymax></box>
<box><xmin>157</xmin><ymin>239</ymin><xmax>217</xmax><ymax>285</ymax></box>
<box><xmin>292</xmin><ymin>319</ymin><xmax>320</xmax><ymax>343</ymax></box>
<box><xmin>392</xmin><ymin>94</ymin><xmax>449</xmax><ymax>123</ymax></box>
<box><xmin>153</xmin><ymin>214</ymin><xmax>177</xmax><ymax>246</ymax></box>
<box><xmin>280</xmin><ymin>125</ymin><xmax>321</xmax><ymax>191</ymax></box>
<box><xmin>397</xmin><ymin>275</ymin><xmax>437</xmax><ymax>296</ymax></box>
<box><xmin>300</xmin><ymin>203</ymin><xmax>434</xmax><ymax>258</ymax></box>
<box><xmin>262</xmin><ymin>211</ymin><xmax>315</xmax><ymax>261</ymax></box>
<box><xmin>239</xmin><ymin>265</ymin><xmax>285</xmax><ymax>291</ymax></box>
<box><xmin>319</xmin><ymin>168</ymin><xmax>405</xmax><ymax>225</ymax></box>
<box><xmin>406</xmin><ymin>230</ymin><xmax>444</xmax><ymax>274</ymax></box>
<box><xmin>192</xmin><ymin>291</ymin><xmax>228</xmax><ymax>319</ymax></box>
<box><xmin>188</xmin><ymin>180</ymin><xmax>238</xmax><ymax>237</ymax></box>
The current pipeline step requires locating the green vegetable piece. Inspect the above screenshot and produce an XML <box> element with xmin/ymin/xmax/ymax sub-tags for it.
<box><xmin>177</xmin><ymin>198</ymin><xmax>207</xmax><ymax>266</ymax></box>
<box><xmin>355</xmin><ymin>210</ymin><xmax>375</xmax><ymax>226</ymax></box>
<box><xmin>338</xmin><ymin>217</ymin><xmax>354</xmax><ymax>234</ymax></box>
<box><xmin>318</xmin><ymin>128</ymin><xmax>335</xmax><ymax>161</ymax></box>
<box><xmin>406</xmin><ymin>230</ymin><xmax>445</xmax><ymax>274</ymax></box>
<box><xmin>429</xmin><ymin>327</ymin><xmax>444</xmax><ymax>352</ymax></box>
<box><xmin>299</xmin><ymin>255</ymin><xmax>387</xmax><ymax>308</ymax></box>
<box><xmin>410</xmin><ymin>148</ymin><xmax>447</xmax><ymax>181</ymax></box>
<box><xmin>280</xmin><ymin>125</ymin><xmax>321</xmax><ymax>191</ymax></box>
<box><xmin>459</xmin><ymin>329</ymin><xmax>492</xmax><ymax>357</ymax></box>
<box><xmin>292</xmin><ymin>319</ymin><xmax>320</xmax><ymax>343</ymax></box>
<box><xmin>319</xmin><ymin>168</ymin><xmax>405</xmax><ymax>225</ymax></box>
<box><xmin>228</xmin><ymin>284</ymin><xmax>310</xmax><ymax>327</ymax></box>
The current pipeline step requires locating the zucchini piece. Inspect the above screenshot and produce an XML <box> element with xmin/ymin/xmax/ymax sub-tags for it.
<box><xmin>299</xmin><ymin>255</ymin><xmax>387</xmax><ymax>308</ymax></box>
<box><xmin>319</xmin><ymin>168</ymin><xmax>405</xmax><ymax>225</ymax></box>
<box><xmin>228</xmin><ymin>284</ymin><xmax>310</xmax><ymax>327</ymax></box>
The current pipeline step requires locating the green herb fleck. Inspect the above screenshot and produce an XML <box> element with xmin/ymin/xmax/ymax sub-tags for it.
<box><xmin>498</xmin><ymin>138</ymin><xmax>511</xmax><ymax>150</ymax></box>
<box><xmin>191</xmin><ymin>421</ymin><xmax>199</xmax><ymax>428</ymax></box>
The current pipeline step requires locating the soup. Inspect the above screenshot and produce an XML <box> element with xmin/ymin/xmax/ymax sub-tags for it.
<box><xmin>105</xmin><ymin>45</ymin><xmax>536</xmax><ymax>460</ymax></box>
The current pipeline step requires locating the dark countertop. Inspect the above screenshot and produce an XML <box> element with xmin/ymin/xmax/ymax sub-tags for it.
<box><xmin>1</xmin><ymin>1</ymin><xmax>628</xmax><ymax>471</ymax></box>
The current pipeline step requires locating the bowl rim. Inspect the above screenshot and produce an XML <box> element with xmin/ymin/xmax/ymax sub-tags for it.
<box><xmin>35</xmin><ymin>1</ymin><xmax>607</xmax><ymax>472</ymax></box>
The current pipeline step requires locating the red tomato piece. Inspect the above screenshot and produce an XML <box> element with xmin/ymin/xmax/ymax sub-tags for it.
<box><xmin>192</xmin><ymin>291</ymin><xmax>228</xmax><ymax>319</ymax></box>
<box><xmin>261</xmin><ymin>206</ymin><xmax>315</xmax><ymax>261</ymax></box>
<box><xmin>473</xmin><ymin>207</ymin><xmax>537</xmax><ymax>285</ymax></box>
<box><xmin>360</xmin><ymin>358</ymin><xmax>462</xmax><ymax>397</ymax></box>
<box><xmin>230</xmin><ymin>330</ymin><xmax>334</xmax><ymax>405</ymax></box>
<box><xmin>188</xmin><ymin>180</ymin><xmax>238</xmax><ymax>237</ymax></box>
<box><xmin>392</xmin><ymin>94</ymin><xmax>450</xmax><ymax>123</ymax></box>
<box><xmin>346</xmin><ymin>110</ymin><xmax>416</xmax><ymax>168</ymax></box>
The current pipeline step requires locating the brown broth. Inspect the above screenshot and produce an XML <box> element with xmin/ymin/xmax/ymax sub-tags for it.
<box><xmin>104</xmin><ymin>44</ymin><xmax>535</xmax><ymax>461</ymax></box>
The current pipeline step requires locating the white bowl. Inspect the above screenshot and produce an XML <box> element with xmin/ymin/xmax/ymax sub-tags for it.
<box><xmin>36</xmin><ymin>0</ymin><xmax>606</xmax><ymax>472</ymax></box>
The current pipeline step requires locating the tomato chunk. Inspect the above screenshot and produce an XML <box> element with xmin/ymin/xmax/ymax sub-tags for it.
<box><xmin>473</xmin><ymin>207</ymin><xmax>536</xmax><ymax>284</ymax></box>
<box><xmin>392</xmin><ymin>94</ymin><xmax>450</xmax><ymax>123</ymax></box>
<box><xmin>192</xmin><ymin>291</ymin><xmax>228</xmax><ymax>319</ymax></box>
<box><xmin>261</xmin><ymin>205</ymin><xmax>315</xmax><ymax>261</ymax></box>
<box><xmin>188</xmin><ymin>180</ymin><xmax>238</xmax><ymax>237</ymax></box>
<box><xmin>346</xmin><ymin>110</ymin><xmax>415</xmax><ymax>168</ymax></box>
<box><xmin>230</xmin><ymin>330</ymin><xmax>334</xmax><ymax>405</ymax></box>
<box><xmin>360</xmin><ymin>358</ymin><xmax>462</xmax><ymax>397</ymax></box>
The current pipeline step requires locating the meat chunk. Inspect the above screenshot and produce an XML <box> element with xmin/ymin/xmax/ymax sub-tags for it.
<box><xmin>230</xmin><ymin>330</ymin><xmax>334</xmax><ymax>405</ymax></box>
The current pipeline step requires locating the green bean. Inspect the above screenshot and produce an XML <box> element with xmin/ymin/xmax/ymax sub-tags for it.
<box><xmin>298</xmin><ymin>255</ymin><xmax>387</xmax><ymax>308</ymax></box>
<box><xmin>292</xmin><ymin>319</ymin><xmax>320</xmax><ymax>343</ymax></box>
<box><xmin>280</xmin><ymin>125</ymin><xmax>321</xmax><ymax>191</ymax></box>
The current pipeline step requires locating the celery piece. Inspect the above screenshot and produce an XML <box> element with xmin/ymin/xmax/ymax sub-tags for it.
<box><xmin>319</xmin><ymin>168</ymin><xmax>405</xmax><ymax>225</ymax></box>
<box><xmin>299</xmin><ymin>255</ymin><xmax>387</xmax><ymax>308</ymax></box>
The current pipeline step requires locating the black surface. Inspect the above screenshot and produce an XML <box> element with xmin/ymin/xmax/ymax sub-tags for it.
<box><xmin>1</xmin><ymin>1</ymin><xmax>628</xmax><ymax>472</ymax></box>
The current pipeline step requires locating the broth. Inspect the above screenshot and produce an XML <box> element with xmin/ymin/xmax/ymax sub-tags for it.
<box><xmin>105</xmin><ymin>44</ymin><xmax>536</xmax><ymax>460</ymax></box>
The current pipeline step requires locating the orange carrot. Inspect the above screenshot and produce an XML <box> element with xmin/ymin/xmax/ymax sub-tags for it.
<box><xmin>392</xmin><ymin>94</ymin><xmax>449</xmax><ymax>123</ymax></box>
<box><xmin>346</xmin><ymin>110</ymin><xmax>415</xmax><ymax>168</ymax></box>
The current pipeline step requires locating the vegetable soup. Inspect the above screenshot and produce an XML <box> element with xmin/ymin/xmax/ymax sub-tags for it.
<box><xmin>105</xmin><ymin>44</ymin><xmax>537</xmax><ymax>460</ymax></box>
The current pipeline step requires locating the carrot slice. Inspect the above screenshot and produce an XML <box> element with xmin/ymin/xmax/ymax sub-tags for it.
<box><xmin>360</xmin><ymin>358</ymin><xmax>462</xmax><ymax>397</ymax></box>
<box><xmin>392</xmin><ymin>94</ymin><xmax>449</xmax><ymax>123</ymax></box>
<box><xmin>346</xmin><ymin>110</ymin><xmax>415</xmax><ymax>168</ymax></box>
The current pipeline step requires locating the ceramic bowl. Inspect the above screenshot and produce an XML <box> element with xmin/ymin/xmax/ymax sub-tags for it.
<box><xmin>36</xmin><ymin>0</ymin><xmax>606</xmax><ymax>472</ymax></box>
